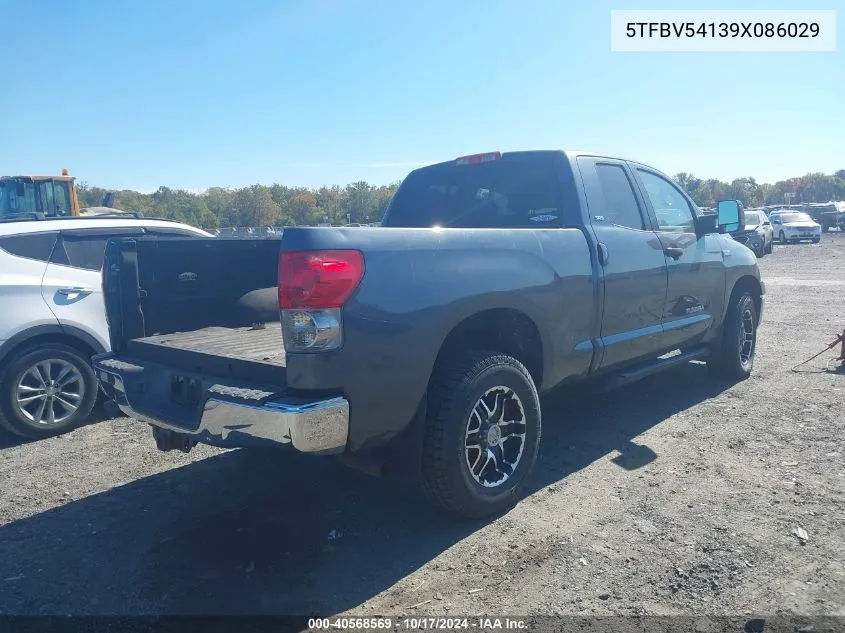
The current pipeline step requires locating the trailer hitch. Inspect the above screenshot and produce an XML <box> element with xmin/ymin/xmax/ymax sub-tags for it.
<box><xmin>151</xmin><ymin>426</ymin><xmax>196</xmax><ymax>453</ymax></box>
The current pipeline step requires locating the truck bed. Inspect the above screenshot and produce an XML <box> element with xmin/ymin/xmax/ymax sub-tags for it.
<box><xmin>126</xmin><ymin>322</ymin><xmax>287</xmax><ymax>385</ymax></box>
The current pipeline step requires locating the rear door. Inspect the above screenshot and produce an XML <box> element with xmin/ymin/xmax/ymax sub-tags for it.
<box><xmin>0</xmin><ymin>231</ymin><xmax>62</xmax><ymax>340</ymax></box>
<box><xmin>41</xmin><ymin>227</ymin><xmax>145</xmax><ymax>352</ymax></box>
<box><xmin>631</xmin><ymin>167</ymin><xmax>726</xmax><ymax>349</ymax></box>
<box><xmin>576</xmin><ymin>157</ymin><xmax>668</xmax><ymax>369</ymax></box>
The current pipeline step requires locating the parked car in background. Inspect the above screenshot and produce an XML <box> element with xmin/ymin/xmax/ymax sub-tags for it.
<box><xmin>729</xmin><ymin>209</ymin><xmax>773</xmax><ymax>257</ymax></box>
<box><xmin>769</xmin><ymin>211</ymin><xmax>822</xmax><ymax>244</ymax></box>
<box><xmin>0</xmin><ymin>215</ymin><xmax>211</xmax><ymax>439</ymax></box>
<box><xmin>804</xmin><ymin>202</ymin><xmax>845</xmax><ymax>232</ymax></box>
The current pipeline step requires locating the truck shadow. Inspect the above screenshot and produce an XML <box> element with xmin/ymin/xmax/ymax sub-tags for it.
<box><xmin>0</xmin><ymin>362</ymin><xmax>730</xmax><ymax>616</ymax></box>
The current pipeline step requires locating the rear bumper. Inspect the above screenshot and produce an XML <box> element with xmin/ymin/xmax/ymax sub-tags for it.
<box><xmin>93</xmin><ymin>354</ymin><xmax>349</xmax><ymax>454</ymax></box>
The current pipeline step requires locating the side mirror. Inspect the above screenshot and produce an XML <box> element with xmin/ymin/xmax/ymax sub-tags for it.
<box><xmin>697</xmin><ymin>212</ymin><xmax>718</xmax><ymax>235</ymax></box>
<box><xmin>716</xmin><ymin>199</ymin><xmax>744</xmax><ymax>233</ymax></box>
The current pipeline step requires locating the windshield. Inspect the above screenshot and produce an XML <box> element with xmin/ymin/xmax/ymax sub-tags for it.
<box><xmin>0</xmin><ymin>178</ymin><xmax>72</xmax><ymax>218</ymax></box>
<box><xmin>0</xmin><ymin>179</ymin><xmax>38</xmax><ymax>217</ymax></box>
<box><xmin>780</xmin><ymin>212</ymin><xmax>813</xmax><ymax>223</ymax></box>
<box><xmin>744</xmin><ymin>211</ymin><xmax>763</xmax><ymax>228</ymax></box>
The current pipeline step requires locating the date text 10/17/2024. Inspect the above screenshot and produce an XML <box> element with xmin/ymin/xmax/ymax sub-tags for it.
<box><xmin>307</xmin><ymin>618</ymin><xmax>529</xmax><ymax>631</ymax></box>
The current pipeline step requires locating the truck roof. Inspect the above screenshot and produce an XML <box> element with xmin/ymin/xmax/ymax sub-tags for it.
<box><xmin>0</xmin><ymin>215</ymin><xmax>212</xmax><ymax>237</ymax></box>
<box><xmin>420</xmin><ymin>149</ymin><xmax>662</xmax><ymax>171</ymax></box>
<box><xmin>0</xmin><ymin>175</ymin><xmax>76</xmax><ymax>182</ymax></box>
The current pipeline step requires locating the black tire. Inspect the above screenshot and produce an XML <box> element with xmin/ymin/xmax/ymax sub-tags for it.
<box><xmin>708</xmin><ymin>290</ymin><xmax>758</xmax><ymax>382</ymax></box>
<box><xmin>822</xmin><ymin>224</ymin><xmax>830</xmax><ymax>233</ymax></box>
<box><xmin>812</xmin><ymin>238</ymin><xmax>820</xmax><ymax>244</ymax></box>
<box><xmin>420</xmin><ymin>350</ymin><xmax>541</xmax><ymax>519</ymax></box>
<box><xmin>0</xmin><ymin>343</ymin><xmax>98</xmax><ymax>439</ymax></box>
<box><xmin>779</xmin><ymin>231</ymin><xmax>787</xmax><ymax>245</ymax></box>
<box><xmin>764</xmin><ymin>239</ymin><xmax>773</xmax><ymax>255</ymax></box>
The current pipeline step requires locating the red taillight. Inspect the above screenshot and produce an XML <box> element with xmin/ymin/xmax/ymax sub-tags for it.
<box><xmin>455</xmin><ymin>151</ymin><xmax>501</xmax><ymax>166</ymax></box>
<box><xmin>278</xmin><ymin>250</ymin><xmax>365</xmax><ymax>309</ymax></box>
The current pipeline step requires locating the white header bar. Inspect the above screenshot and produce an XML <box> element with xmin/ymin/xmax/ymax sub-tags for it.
<box><xmin>611</xmin><ymin>10</ymin><xmax>836</xmax><ymax>52</ymax></box>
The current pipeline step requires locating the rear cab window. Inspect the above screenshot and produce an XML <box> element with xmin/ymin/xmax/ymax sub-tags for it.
<box><xmin>382</xmin><ymin>154</ymin><xmax>565</xmax><ymax>228</ymax></box>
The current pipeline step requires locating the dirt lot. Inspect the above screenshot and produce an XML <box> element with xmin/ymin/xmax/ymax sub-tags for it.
<box><xmin>1</xmin><ymin>234</ymin><xmax>843</xmax><ymax>619</ymax></box>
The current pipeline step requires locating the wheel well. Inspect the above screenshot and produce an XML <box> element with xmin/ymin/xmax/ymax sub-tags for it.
<box><xmin>2</xmin><ymin>333</ymin><xmax>98</xmax><ymax>367</ymax></box>
<box><xmin>732</xmin><ymin>275</ymin><xmax>763</xmax><ymax>316</ymax></box>
<box><xmin>433</xmin><ymin>309</ymin><xmax>544</xmax><ymax>388</ymax></box>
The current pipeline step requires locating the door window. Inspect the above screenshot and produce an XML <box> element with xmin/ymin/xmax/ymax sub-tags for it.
<box><xmin>53</xmin><ymin>181</ymin><xmax>72</xmax><ymax>216</ymax></box>
<box><xmin>637</xmin><ymin>170</ymin><xmax>696</xmax><ymax>233</ymax></box>
<box><xmin>67</xmin><ymin>237</ymin><xmax>111</xmax><ymax>270</ymax></box>
<box><xmin>592</xmin><ymin>164</ymin><xmax>645</xmax><ymax>230</ymax></box>
<box><xmin>51</xmin><ymin>230</ymin><xmax>143</xmax><ymax>271</ymax></box>
<box><xmin>41</xmin><ymin>181</ymin><xmax>55</xmax><ymax>215</ymax></box>
<box><xmin>0</xmin><ymin>232</ymin><xmax>59</xmax><ymax>262</ymax></box>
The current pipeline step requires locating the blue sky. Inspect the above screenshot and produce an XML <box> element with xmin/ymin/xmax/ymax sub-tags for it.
<box><xmin>2</xmin><ymin>0</ymin><xmax>842</xmax><ymax>191</ymax></box>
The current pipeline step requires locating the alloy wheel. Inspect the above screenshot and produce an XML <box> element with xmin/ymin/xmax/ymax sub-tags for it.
<box><xmin>738</xmin><ymin>307</ymin><xmax>756</xmax><ymax>368</ymax></box>
<box><xmin>464</xmin><ymin>386</ymin><xmax>527</xmax><ymax>488</ymax></box>
<box><xmin>13</xmin><ymin>359</ymin><xmax>85</xmax><ymax>426</ymax></box>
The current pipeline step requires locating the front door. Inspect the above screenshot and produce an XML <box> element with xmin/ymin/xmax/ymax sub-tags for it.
<box><xmin>632</xmin><ymin>168</ymin><xmax>726</xmax><ymax>350</ymax></box>
<box><xmin>576</xmin><ymin>157</ymin><xmax>668</xmax><ymax>370</ymax></box>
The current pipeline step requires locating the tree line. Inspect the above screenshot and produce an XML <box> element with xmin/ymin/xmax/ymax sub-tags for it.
<box><xmin>77</xmin><ymin>181</ymin><xmax>399</xmax><ymax>229</ymax></box>
<box><xmin>675</xmin><ymin>170</ymin><xmax>845</xmax><ymax>209</ymax></box>
<box><xmin>77</xmin><ymin>169</ymin><xmax>845</xmax><ymax>228</ymax></box>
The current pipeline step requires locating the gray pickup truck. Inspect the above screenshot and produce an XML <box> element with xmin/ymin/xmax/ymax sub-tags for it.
<box><xmin>94</xmin><ymin>150</ymin><xmax>764</xmax><ymax>518</ymax></box>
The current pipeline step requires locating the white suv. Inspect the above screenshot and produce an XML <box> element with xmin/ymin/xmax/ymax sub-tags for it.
<box><xmin>0</xmin><ymin>215</ymin><xmax>211</xmax><ymax>439</ymax></box>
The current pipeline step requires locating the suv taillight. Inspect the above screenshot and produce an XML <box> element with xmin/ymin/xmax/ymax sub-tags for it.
<box><xmin>278</xmin><ymin>250</ymin><xmax>364</xmax><ymax>352</ymax></box>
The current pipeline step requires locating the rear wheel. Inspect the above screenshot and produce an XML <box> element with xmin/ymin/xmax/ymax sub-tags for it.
<box><xmin>0</xmin><ymin>344</ymin><xmax>98</xmax><ymax>439</ymax></box>
<box><xmin>764</xmin><ymin>239</ymin><xmax>773</xmax><ymax>255</ymax></box>
<box><xmin>812</xmin><ymin>237</ymin><xmax>820</xmax><ymax>244</ymax></box>
<box><xmin>420</xmin><ymin>350</ymin><xmax>541</xmax><ymax>519</ymax></box>
<box><xmin>779</xmin><ymin>231</ymin><xmax>787</xmax><ymax>245</ymax></box>
<box><xmin>708</xmin><ymin>290</ymin><xmax>757</xmax><ymax>382</ymax></box>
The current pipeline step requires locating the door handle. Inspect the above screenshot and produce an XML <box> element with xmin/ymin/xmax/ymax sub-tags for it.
<box><xmin>597</xmin><ymin>242</ymin><xmax>609</xmax><ymax>266</ymax></box>
<box><xmin>58</xmin><ymin>287</ymin><xmax>94</xmax><ymax>296</ymax></box>
<box><xmin>663</xmin><ymin>247</ymin><xmax>684</xmax><ymax>260</ymax></box>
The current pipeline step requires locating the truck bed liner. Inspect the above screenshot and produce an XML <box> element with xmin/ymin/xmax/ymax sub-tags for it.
<box><xmin>133</xmin><ymin>323</ymin><xmax>286</xmax><ymax>365</ymax></box>
<box><xmin>126</xmin><ymin>323</ymin><xmax>287</xmax><ymax>384</ymax></box>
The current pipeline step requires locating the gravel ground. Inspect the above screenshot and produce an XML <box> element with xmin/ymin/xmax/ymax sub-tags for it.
<box><xmin>1</xmin><ymin>234</ymin><xmax>843</xmax><ymax>619</ymax></box>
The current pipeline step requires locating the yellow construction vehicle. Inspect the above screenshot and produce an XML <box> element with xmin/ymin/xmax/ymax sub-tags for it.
<box><xmin>0</xmin><ymin>169</ymin><xmax>82</xmax><ymax>218</ymax></box>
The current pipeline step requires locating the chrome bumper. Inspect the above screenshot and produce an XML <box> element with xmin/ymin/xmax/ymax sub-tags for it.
<box><xmin>95</xmin><ymin>358</ymin><xmax>349</xmax><ymax>455</ymax></box>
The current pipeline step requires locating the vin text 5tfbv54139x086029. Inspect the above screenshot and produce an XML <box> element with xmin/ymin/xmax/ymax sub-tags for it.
<box><xmin>93</xmin><ymin>150</ymin><xmax>764</xmax><ymax>519</ymax></box>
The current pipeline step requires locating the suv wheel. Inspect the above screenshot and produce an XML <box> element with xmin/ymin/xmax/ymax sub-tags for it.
<box><xmin>0</xmin><ymin>344</ymin><xmax>98</xmax><ymax>439</ymax></box>
<box><xmin>708</xmin><ymin>290</ymin><xmax>757</xmax><ymax>382</ymax></box>
<box><xmin>778</xmin><ymin>231</ymin><xmax>787</xmax><ymax>245</ymax></box>
<box><xmin>420</xmin><ymin>350</ymin><xmax>541</xmax><ymax>519</ymax></box>
<box><xmin>764</xmin><ymin>239</ymin><xmax>773</xmax><ymax>255</ymax></box>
